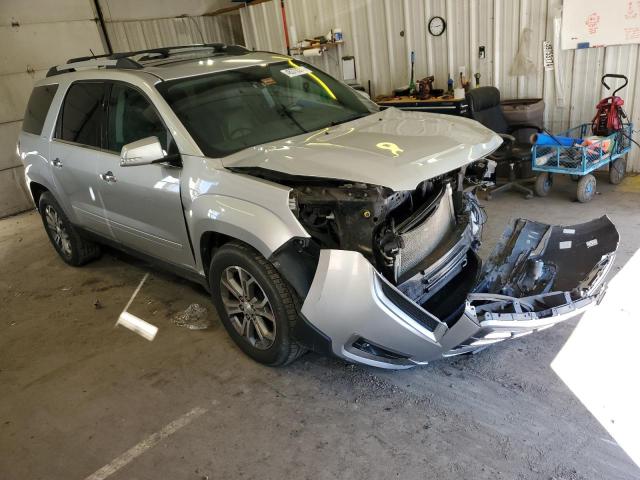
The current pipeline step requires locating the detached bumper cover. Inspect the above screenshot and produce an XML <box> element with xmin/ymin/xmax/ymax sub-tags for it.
<box><xmin>300</xmin><ymin>216</ymin><xmax>618</xmax><ymax>369</ymax></box>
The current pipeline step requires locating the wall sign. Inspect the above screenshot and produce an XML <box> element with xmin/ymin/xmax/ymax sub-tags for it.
<box><xmin>543</xmin><ymin>41</ymin><xmax>554</xmax><ymax>71</ymax></box>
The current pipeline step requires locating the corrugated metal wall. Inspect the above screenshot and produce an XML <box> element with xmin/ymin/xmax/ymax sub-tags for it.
<box><xmin>242</xmin><ymin>0</ymin><xmax>640</xmax><ymax>171</ymax></box>
<box><xmin>103</xmin><ymin>12</ymin><xmax>243</xmax><ymax>52</ymax></box>
<box><xmin>99</xmin><ymin>0</ymin><xmax>243</xmax><ymax>51</ymax></box>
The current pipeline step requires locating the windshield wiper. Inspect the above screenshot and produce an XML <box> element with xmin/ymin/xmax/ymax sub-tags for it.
<box><xmin>329</xmin><ymin>113</ymin><xmax>370</xmax><ymax>127</ymax></box>
<box><xmin>276</xmin><ymin>103</ymin><xmax>308</xmax><ymax>133</ymax></box>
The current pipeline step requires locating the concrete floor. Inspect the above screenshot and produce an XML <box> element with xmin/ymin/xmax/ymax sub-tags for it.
<box><xmin>1</xmin><ymin>173</ymin><xmax>640</xmax><ymax>480</ymax></box>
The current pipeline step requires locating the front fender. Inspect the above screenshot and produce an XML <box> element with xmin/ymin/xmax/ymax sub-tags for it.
<box><xmin>190</xmin><ymin>194</ymin><xmax>309</xmax><ymax>272</ymax></box>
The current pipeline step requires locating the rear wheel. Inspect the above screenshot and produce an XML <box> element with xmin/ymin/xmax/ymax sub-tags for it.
<box><xmin>576</xmin><ymin>174</ymin><xmax>597</xmax><ymax>203</ymax></box>
<box><xmin>38</xmin><ymin>192</ymin><xmax>101</xmax><ymax>266</ymax></box>
<box><xmin>209</xmin><ymin>241</ymin><xmax>305</xmax><ymax>366</ymax></box>
<box><xmin>609</xmin><ymin>156</ymin><xmax>626</xmax><ymax>185</ymax></box>
<box><xmin>534</xmin><ymin>172</ymin><xmax>552</xmax><ymax>197</ymax></box>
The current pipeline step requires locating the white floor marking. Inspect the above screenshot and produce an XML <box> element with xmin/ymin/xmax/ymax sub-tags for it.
<box><xmin>84</xmin><ymin>406</ymin><xmax>208</xmax><ymax>480</ymax></box>
<box><xmin>115</xmin><ymin>273</ymin><xmax>159</xmax><ymax>341</ymax></box>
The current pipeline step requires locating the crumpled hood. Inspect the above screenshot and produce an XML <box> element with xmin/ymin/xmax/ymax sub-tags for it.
<box><xmin>222</xmin><ymin>107</ymin><xmax>502</xmax><ymax>191</ymax></box>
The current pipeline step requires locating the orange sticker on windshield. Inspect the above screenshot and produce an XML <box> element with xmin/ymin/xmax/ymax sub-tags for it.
<box><xmin>261</xmin><ymin>77</ymin><xmax>276</xmax><ymax>86</ymax></box>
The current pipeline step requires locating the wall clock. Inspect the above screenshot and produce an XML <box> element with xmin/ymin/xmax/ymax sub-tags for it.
<box><xmin>428</xmin><ymin>16</ymin><xmax>446</xmax><ymax>36</ymax></box>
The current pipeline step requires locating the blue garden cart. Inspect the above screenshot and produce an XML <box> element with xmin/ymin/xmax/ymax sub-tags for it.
<box><xmin>533</xmin><ymin>74</ymin><xmax>634</xmax><ymax>203</ymax></box>
<box><xmin>531</xmin><ymin>122</ymin><xmax>632</xmax><ymax>202</ymax></box>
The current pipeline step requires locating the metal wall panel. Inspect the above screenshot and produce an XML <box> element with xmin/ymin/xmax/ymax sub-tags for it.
<box><xmin>242</xmin><ymin>0</ymin><xmax>640</xmax><ymax>171</ymax></box>
<box><xmin>0</xmin><ymin>122</ymin><xmax>21</xmax><ymax>171</ymax></box>
<box><xmin>99</xmin><ymin>0</ymin><xmax>230</xmax><ymax>21</ymax></box>
<box><xmin>0</xmin><ymin>21</ymin><xmax>104</xmax><ymax>74</ymax></box>
<box><xmin>0</xmin><ymin>0</ymin><xmax>95</xmax><ymax>26</ymax></box>
<box><xmin>0</xmin><ymin>166</ymin><xmax>32</xmax><ymax>217</ymax></box>
<box><xmin>106</xmin><ymin>14</ymin><xmax>243</xmax><ymax>52</ymax></box>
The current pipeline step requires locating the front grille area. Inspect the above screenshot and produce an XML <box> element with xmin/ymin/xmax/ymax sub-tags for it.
<box><xmin>396</xmin><ymin>185</ymin><xmax>456</xmax><ymax>278</ymax></box>
<box><xmin>378</xmin><ymin>275</ymin><xmax>443</xmax><ymax>332</ymax></box>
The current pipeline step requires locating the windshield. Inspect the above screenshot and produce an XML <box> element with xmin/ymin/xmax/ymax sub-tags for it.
<box><xmin>156</xmin><ymin>60</ymin><xmax>377</xmax><ymax>157</ymax></box>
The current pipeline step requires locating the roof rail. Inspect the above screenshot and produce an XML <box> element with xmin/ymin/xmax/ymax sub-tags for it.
<box><xmin>46</xmin><ymin>43</ymin><xmax>250</xmax><ymax>77</ymax></box>
<box><xmin>46</xmin><ymin>57</ymin><xmax>143</xmax><ymax>77</ymax></box>
<box><xmin>68</xmin><ymin>43</ymin><xmax>249</xmax><ymax>64</ymax></box>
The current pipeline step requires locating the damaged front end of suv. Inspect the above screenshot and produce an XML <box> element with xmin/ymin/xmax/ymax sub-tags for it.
<box><xmin>232</xmin><ymin>163</ymin><xmax>618</xmax><ymax>369</ymax></box>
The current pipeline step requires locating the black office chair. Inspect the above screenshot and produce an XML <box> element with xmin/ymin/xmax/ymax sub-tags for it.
<box><xmin>466</xmin><ymin>87</ymin><xmax>541</xmax><ymax>199</ymax></box>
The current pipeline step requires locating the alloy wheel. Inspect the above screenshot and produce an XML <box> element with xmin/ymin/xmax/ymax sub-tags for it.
<box><xmin>220</xmin><ymin>266</ymin><xmax>276</xmax><ymax>350</ymax></box>
<box><xmin>44</xmin><ymin>205</ymin><xmax>72</xmax><ymax>258</ymax></box>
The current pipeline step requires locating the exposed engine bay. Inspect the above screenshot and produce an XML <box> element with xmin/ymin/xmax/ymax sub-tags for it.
<box><xmin>232</xmin><ymin>166</ymin><xmax>485</xmax><ymax>325</ymax></box>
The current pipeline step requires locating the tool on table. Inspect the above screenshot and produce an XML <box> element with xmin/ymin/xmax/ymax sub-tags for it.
<box><xmin>416</xmin><ymin>76</ymin><xmax>435</xmax><ymax>99</ymax></box>
<box><xmin>459</xmin><ymin>71</ymin><xmax>470</xmax><ymax>91</ymax></box>
<box><xmin>408</xmin><ymin>51</ymin><xmax>416</xmax><ymax>95</ymax></box>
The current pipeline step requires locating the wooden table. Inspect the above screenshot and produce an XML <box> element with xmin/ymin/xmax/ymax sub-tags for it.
<box><xmin>376</xmin><ymin>95</ymin><xmax>469</xmax><ymax>117</ymax></box>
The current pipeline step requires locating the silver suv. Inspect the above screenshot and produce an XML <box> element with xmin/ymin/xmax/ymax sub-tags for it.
<box><xmin>19</xmin><ymin>44</ymin><xmax>618</xmax><ymax>369</ymax></box>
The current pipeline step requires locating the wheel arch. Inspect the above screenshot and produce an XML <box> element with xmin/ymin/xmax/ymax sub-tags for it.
<box><xmin>190</xmin><ymin>194</ymin><xmax>309</xmax><ymax>275</ymax></box>
<box><xmin>29</xmin><ymin>181</ymin><xmax>49</xmax><ymax>210</ymax></box>
<box><xmin>200</xmin><ymin>231</ymin><xmax>234</xmax><ymax>279</ymax></box>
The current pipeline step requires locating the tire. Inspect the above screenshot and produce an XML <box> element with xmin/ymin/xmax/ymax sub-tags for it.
<box><xmin>209</xmin><ymin>241</ymin><xmax>305</xmax><ymax>366</ymax></box>
<box><xmin>576</xmin><ymin>174</ymin><xmax>597</xmax><ymax>203</ymax></box>
<box><xmin>534</xmin><ymin>172</ymin><xmax>552</xmax><ymax>197</ymax></box>
<box><xmin>38</xmin><ymin>192</ymin><xmax>101</xmax><ymax>266</ymax></box>
<box><xmin>609</xmin><ymin>157</ymin><xmax>626</xmax><ymax>185</ymax></box>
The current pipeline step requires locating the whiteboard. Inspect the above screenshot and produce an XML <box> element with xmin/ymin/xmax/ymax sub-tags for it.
<box><xmin>562</xmin><ymin>0</ymin><xmax>640</xmax><ymax>49</ymax></box>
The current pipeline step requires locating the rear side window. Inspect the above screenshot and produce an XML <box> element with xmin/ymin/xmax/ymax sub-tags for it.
<box><xmin>57</xmin><ymin>82</ymin><xmax>105</xmax><ymax>148</ymax></box>
<box><xmin>22</xmin><ymin>84</ymin><xmax>58</xmax><ymax>135</ymax></box>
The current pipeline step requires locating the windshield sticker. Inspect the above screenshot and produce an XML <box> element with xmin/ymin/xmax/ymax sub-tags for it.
<box><xmin>562</xmin><ymin>228</ymin><xmax>575</xmax><ymax>234</ymax></box>
<box><xmin>260</xmin><ymin>77</ymin><xmax>276</xmax><ymax>86</ymax></box>
<box><xmin>559</xmin><ymin>241</ymin><xmax>572</xmax><ymax>249</ymax></box>
<box><xmin>280</xmin><ymin>66</ymin><xmax>312</xmax><ymax>78</ymax></box>
<box><xmin>586</xmin><ymin>239</ymin><xmax>598</xmax><ymax>248</ymax></box>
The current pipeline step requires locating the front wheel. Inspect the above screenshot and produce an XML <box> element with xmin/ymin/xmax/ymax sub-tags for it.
<box><xmin>209</xmin><ymin>242</ymin><xmax>305</xmax><ymax>366</ymax></box>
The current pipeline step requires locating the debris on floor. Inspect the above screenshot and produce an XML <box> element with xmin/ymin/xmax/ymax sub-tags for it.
<box><xmin>117</xmin><ymin>311</ymin><xmax>158</xmax><ymax>341</ymax></box>
<box><xmin>172</xmin><ymin>304</ymin><xmax>211</xmax><ymax>330</ymax></box>
<box><xmin>93</xmin><ymin>299</ymin><xmax>103</xmax><ymax>309</ymax></box>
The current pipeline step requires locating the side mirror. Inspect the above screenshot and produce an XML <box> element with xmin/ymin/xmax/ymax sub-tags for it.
<box><xmin>120</xmin><ymin>136</ymin><xmax>180</xmax><ymax>167</ymax></box>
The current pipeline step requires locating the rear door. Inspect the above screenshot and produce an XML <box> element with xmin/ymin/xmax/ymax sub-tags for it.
<box><xmin>95</xmin><ymin>81</ymin><xmax>195</xmax><ymax>268</ymax></box>
<box><xmin>49</xmin><ymin>81</ymin><xmax>115</xmax><ymax>239</ymax></box>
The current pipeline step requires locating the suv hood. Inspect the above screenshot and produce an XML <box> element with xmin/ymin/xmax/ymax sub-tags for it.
<box><xmin>222</xmin><ymin>108</ymin><xmax>502</xmax><ymax>191</ymax></box>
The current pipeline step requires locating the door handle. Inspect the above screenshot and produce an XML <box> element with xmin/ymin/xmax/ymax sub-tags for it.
<box><xmin>52</xmin><ymin>158</ymin><xmax>63</xmax><ymax>168</ymax></box>
<box><xmin>100</xmin><ymin>171</ymin><xmax>117</xmax><ymax>183</ymax></box>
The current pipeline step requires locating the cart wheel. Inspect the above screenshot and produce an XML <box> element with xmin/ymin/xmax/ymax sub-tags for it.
<box><xmin>609</xmin><ymin>156</ymin><xmax>627</xmax><ymax>185</ymax></box>
<box><xmin>576</xmin><ymin>174</ymin><xmax>596</xmax><ymax>203</ymax></box>
<box><xmin>534</xmin><ymin>172</ymin><xmax>552</xmax><ymax>197</ymax></box>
